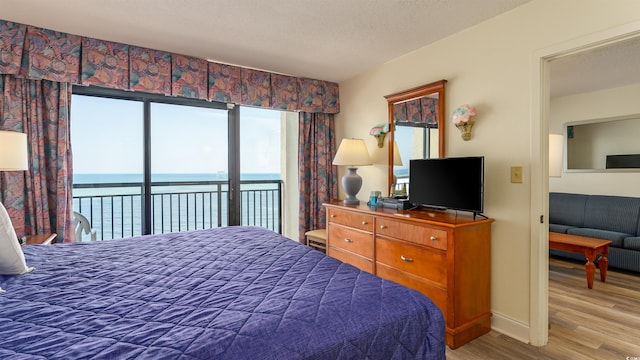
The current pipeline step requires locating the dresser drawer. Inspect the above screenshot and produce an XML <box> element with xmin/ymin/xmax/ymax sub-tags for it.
<box><xmin>376</xmin><ymin>217</ymin><xmax>448</xmax><ymax>250</ymax></box>
<box><xmin>328</xmin><ymin>247</ymin><xmax>374</xmax><ymax>273</ymax></box>
<box><xmin>328</xmin><ymin>225</ymin><xmax>374</xmax><ymax>259</ymax></box>
<box><xmin>327</xmin><ymin>208</ymin><xmax>374</xmax><ymax>232</ymax></box>
<box><xmin>376</xmin><ymin>263</ymin><xmax>447</xmax><ymax>313</ymax></box>
<box><xmin>376</xmin><ymin>238</ymin><xmax>446</xmax><ymax>286</ymax></box>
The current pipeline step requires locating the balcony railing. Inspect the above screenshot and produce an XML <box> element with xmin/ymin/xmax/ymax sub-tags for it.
<box><xmin>73</xmin><ymin>180</ymin><xmax>282</xmax><ymax>240</ymax></box>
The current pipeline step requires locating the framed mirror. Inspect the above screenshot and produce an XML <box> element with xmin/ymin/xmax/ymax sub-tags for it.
<box><xmin>566</xmin><ymin>114</ymin><xmax>640</xmax><ymax>171</ymax></box>
<box><xmin>384</xmin><ymin>80</ymin><xmax>447</xmax><ymax>191</ymax></box>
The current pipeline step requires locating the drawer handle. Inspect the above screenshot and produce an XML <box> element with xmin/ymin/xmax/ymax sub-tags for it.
<box><xmin>344</xmin><ymin>238</ymin><xmax>353</xmax><ymax>243</ymax></box>
<box><xmin>380</xmin><ymin>225</ymin><xmax>387</xmax><ymax>230</ymax></box>
<box><xmin>330</xmin><ymin>214</ymin><xmax>336</xmax><ymax>218</ymax></box>
<box><xmin>400</xmin><ymin>255</ymin><xmax>414</xmax><ymax>263</ymax></box>
<box><xmin>361</xmin><ymin>221</ymin><xmax>368</xmax><ymax>225</ymax></box>
<box><xmin>430</xmin><ymin>236</ymin><xmax>437</xmax><ymax>241</ymax></box>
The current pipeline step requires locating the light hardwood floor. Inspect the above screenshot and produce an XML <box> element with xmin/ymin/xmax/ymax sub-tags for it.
<box><xmin>446</xmin><ymin>257</ymin><xmax>640</xmax><ymax>359</ymax></box>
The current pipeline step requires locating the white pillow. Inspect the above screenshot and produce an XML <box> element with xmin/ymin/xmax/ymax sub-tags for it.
<box><xmin>0</xmin><ymin>201</ymin><xmax>34</xmax><ymax>275</ymax></box>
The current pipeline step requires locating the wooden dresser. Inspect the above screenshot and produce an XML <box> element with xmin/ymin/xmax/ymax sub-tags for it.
<box><xmin>324</xmin><ymin>201</ymin><xmax>494</xmax><ymax>349</ymax></box>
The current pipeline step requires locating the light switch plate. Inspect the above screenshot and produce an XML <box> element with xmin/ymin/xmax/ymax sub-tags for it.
<box><xmin>511</xmin><ymin>166</ymin><xmax>523</xmax><ymax>183</ymax></box>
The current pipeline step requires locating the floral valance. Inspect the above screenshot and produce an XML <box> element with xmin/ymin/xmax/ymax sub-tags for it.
<box><xmin>393</xmin><ymin>97</ymin><xmax>438</xmax><ymax>128</ymax></box>
<box><xmin>0</xmin><ymin>20</ymin><xmax>339</xmax><ymax>113</ymax></box>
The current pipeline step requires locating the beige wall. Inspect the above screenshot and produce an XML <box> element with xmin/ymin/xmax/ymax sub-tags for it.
<box><xmin>337</xmin><ymin>0</ymin><xmax>640</xmax><ymax>344</ymax></box>
<box><xmin>550</xmin><ymin>83</ymin><xmax>640</xmax><ymax>196</ymax></box>
<box><xmin>281</xmin><ymin>111</ymin><xmax>299</xmax><ymax>240</ymax></box>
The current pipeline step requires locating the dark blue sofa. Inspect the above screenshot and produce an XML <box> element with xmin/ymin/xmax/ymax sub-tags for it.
<box><xmin>549</xmin><ymin>192</ymin><xmax>640</xmax><ymax>273</ymax></box>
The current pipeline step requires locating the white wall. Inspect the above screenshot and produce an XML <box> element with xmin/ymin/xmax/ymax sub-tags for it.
<box><xmin>337</xmin><ymin>0</ymin><xmax>640</xmax><ymax>344</ymax></box>
<box><xmin>550</xmin><ymin>83</ymin><xmax>640</xmax><ymax>196</ymax></box>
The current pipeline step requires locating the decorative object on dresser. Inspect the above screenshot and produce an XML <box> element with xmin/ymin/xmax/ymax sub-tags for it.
<box><xmin>332</xmin><ymin>138</ymin><xmax>372</xmax><ymax>205</ymax></box>
<box><xmin>324</xmin><ymin>201</ymin><xmax>494</xmax><ymax>349</ymax></box>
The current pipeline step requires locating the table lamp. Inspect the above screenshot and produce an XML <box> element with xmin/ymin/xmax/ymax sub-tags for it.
<box><xmin>0</xmin><ymin>130</ymin><xmax>31</xmax><ymax>277</ymax></box>
<box><xmin>332</xmin><ymin>138</ymin><xmax>372</xmax><ymax>205</ymax></box>
<box><xmin>0</xmin><ymin>130</ymin><xmax>28</xmax><ymax>171</ymax></box>
<box><xmin>0</xmin><ymin>129</ymin><xmax>28</xmax><ymax>224</ymax></box>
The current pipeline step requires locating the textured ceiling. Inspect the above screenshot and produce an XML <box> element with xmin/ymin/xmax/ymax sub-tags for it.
<box><xmin>0</xmin><ymin>0</ymin><xmax>531</xmax><ymax>82</ymax></box>
<box><xmin>2</xmin><ymin>0</ymin><xmax>634</xmax><ymax>96</ymax></box>
<box><xmin>550</xmin><ymin>36</ymin><xmax>640</xmax><ymax>98</ymax></box>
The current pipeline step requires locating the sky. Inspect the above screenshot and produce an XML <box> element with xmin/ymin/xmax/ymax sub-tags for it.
<box><xmin>71</xmin><ymin>95</ymin><xmax>282</xmax><ymax>175</ymax></box>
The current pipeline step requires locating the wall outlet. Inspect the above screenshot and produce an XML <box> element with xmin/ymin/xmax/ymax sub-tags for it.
<box><xmin>511</xmin><ymin>166</ymin><xmax>523</xmax><ymax>183</ymax></box>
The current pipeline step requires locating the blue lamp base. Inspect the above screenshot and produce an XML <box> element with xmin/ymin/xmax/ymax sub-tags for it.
<box><xmin>342</xmin><ymin>167</ymin><xmax>363</xmax><ymax>205</ymax></box>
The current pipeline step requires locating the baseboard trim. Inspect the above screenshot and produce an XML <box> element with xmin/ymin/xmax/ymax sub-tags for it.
<box><xmin>491</xmin><ymin>311</ymin><xmax>530</xmax><ymax>344</ymax></box>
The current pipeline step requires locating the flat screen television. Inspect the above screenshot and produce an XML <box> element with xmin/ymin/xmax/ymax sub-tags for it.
<box><xmin>409</xmin><ymin>156</ymin><xmax>484</xmax><ymax>215</ymax></box>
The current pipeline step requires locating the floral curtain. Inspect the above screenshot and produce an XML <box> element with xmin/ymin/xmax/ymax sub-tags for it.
<box><xmin>0</xmin><ymin>19</ymin><xmax>340</xmax><ymax>114</ymax></box>
<box><xmin>298</xmin><ymin>112</ymin><xmax>337</xmax><ymax>243</ymax></box>
<box><xmin>0</xmin><ymin>75</ymin><xmax>74</xmax><ymax>242</ymax></box>
<box><xmin>394</xmin><ymin>97</ymin><xmax>439</xmax><ymax>128</ymax></box>
<box><xmin>1</xmin><ymin>18</ymin><xmax>342</xmax><ymax>242</ymax></box>
<box><xmin>80</xmin><ymin>38</ymin><xmax>129</xmax><ymax>89</ymax></box>
<box><xmin>208</xmin><ymin>62</ymin><xmax>242</xmax><ymax>103</ymax></box>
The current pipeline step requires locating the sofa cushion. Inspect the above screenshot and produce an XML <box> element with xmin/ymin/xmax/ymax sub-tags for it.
<box><xmin>623</xmin><ymin>237</ymin><xmax>640</xmax><ymax>251</ymax></box>
<box><xmin>583</xmin><ymin>195</ymin><xmax>640</xmax><ymax>236</ymax></box>
<box><xmin>549</xmin><ymin>192</ymin><xmax>587</xmax><ymax>227</ymax></box>
<box><xmin>607</xmin><ymin>247</ymin><xmax>640</xmax><ymax>273</ymax></box>
<box><xmin>549</xmin><ymin>224</ymin><xmax>576</xmax><ymax>234</ymax></box>
<box><xmin>566</xmin><ymin>228</ymin><xmax>628</xmax><ymax>248</ymax></box>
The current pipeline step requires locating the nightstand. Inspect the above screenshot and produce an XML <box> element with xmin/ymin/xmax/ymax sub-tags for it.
<box><xmin>21</xmin><ymin>233</ymin><xmax>57</xmax><ymax>246</ymax></box>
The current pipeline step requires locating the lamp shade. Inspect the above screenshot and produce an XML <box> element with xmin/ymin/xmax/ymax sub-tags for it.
<box><xmin>332</xmin><ymin>138</ymin><xmax>372</xmax><ymax>166</ymax></box>
<box><xmin>549</xmin><ymin>133</ymin><xmax>563</xmax><ymax>177</ymax></box>
<box><xmin>0</xmin><ymin>131</ymin><xmax>28</xmax><ymax>171</ymax></box>
<box><xmin>393</xmin><ymin>141</ymin><xmax>403</xmax><ymax>166</ymax></box>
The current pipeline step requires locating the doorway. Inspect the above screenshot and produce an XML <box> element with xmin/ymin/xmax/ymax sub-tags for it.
<box><xmin>530</xmin><ymin>21</ymin><xmax>640</xmax><ymax>346</ymax></box>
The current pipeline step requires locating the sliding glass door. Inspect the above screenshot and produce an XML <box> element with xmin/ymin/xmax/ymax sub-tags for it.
<box><xmin>71</xmin><ymin>95</ymin><xmax>144</xmax><ymax>239</ymax></box>
<box><xmin>150</xmin><ymin>102</ymin><xmax>229</xmax><ymax>233</ymax></box>
<box><xmin>71</xmin><ymin>88</ymin><xmax>288</xmax><ymax>240</ymax></box>
<box><xmin>239</xmin><ymin>107</ymin><xmax>283</xmax><ymax>232</ymax></box>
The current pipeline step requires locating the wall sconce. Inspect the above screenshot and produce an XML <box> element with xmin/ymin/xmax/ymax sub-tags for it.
<box><xmin>549</xmin><ymin>133</ymin><xmax>563</xmax><ymax>177</ymax></box>
<box><xmin>369</xmin><ymin>123</ymin><xmax>391</xmax><ymax>148</ymax></box>
<box><xmin>332</xmin><ymin>138</ymin><xmax>372</xmax><ymax>205</ymax></box>
<box><xmin>451</xmin><ymin>104</ymin><xmax>477</xmax><ymax>141</ymax></box>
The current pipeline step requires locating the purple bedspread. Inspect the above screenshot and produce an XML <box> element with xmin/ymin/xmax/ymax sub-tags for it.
<box><xmin>0</xmin><ymin>227</ymin><xmax>444</xmax><ymax>359</ymax></box>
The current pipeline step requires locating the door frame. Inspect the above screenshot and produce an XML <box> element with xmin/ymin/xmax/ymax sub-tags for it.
<box><xmin>529</xmin><ymin>20</ymin><xmax>640</xmax><ymax>346</ymax></box>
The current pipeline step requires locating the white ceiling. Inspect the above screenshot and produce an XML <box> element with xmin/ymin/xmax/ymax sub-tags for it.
<box><xmin>0</xmin><ymin>0</ymin><xmax>531</xmax><ymax>83</ymax></box>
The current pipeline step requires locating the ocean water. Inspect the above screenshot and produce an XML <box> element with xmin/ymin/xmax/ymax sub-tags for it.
<box><xmin>73</xmin><ymin>173</ymin><xmax>282</xmax><ymax>240</ymax></box>
<box><xmin>74</xmin><ymin>172</ymin><xmax>281</xmax><ymax>184</ymax></box>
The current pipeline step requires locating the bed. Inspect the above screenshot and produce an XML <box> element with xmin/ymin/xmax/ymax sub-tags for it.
<box><xmin>0</xmin><ymin>226</ymin><xmax>445</xmax><ymax>359</ymax></box>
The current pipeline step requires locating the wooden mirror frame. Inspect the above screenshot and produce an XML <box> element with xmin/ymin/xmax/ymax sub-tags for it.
<box><xmin>384</xmin><ymin>79</ymin><xmax>447</xmax><ymax>190</ymax></box>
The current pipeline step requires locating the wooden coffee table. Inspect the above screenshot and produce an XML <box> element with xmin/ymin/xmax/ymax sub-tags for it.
<box><xmin>549</xmin><ymin>232</ymin><xmax>612</xmax><ymax>289</ymax></box>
